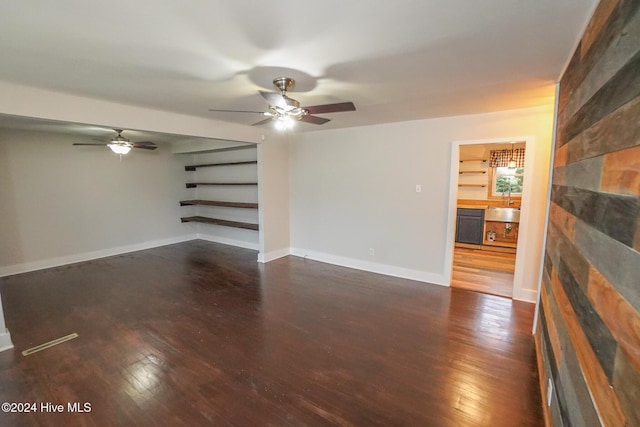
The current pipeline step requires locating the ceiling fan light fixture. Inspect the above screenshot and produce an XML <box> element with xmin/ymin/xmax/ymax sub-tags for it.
<box><xmin>275</xmin><ymin>115</ymin><xmax>296</xmax><ymax>131</ymax></box>
<box><xmin>207</xmin><ymin>76</ymin><xmax>356</xmax><ymax>128</ymax></box>
<box><xmin>108</xmin><ymin>143</ymin><xmax>132</xmax><ymax>155</ymax></box>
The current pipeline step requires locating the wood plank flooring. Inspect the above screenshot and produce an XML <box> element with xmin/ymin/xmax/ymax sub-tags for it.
<box><xmin>0</xmin><ymin>241</ymin><xmax>542</xmax><ymax>426</ymax></box>
<box><xmin>451</xmin><ymin>247</ymin><xmax>516</xmax><ymax>298</ymax></box>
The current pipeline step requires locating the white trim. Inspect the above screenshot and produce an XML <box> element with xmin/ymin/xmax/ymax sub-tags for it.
<box><xmin>513</xmin><ymin>289</ymin><xmax>539</xmax><ymax>304</ymax></box>
<box><xmin>513</xmin><ymin>136</ymin><xmax>536</xmax><ymax>302</ymax></box>
<box><xmin>0</xmin><ymin>329</ymin><xmax>14</xmax><ymax>353</ymax></box>
<box><xmin>445</xmin><ymin>136</ymin><xmax>537</xmax><ymax>301</ymax></box>
<box><xmin>257</xmin><ymin>143</ymin><xmax>266</xmax><ymax>260</ymax></box>
<box><xmin>258</xmin><ymin>247</ymin><xmax>291</xmax><ymax>263</ymax></box>
<box><xmin>443</xmin><ymin>142</ymin><xmax>460</xmax><ymax>286</ymax></box>
<box><xmin>0</xmin><ymin>234</ymin><xmax>198</xmax><ymax>277</ymax></box>
<box><xmin>196</xmin><ymin>234</ymin><xmax>259</xmax><ymax>251</ymax></box>
<box><xmin>290</xmin><ymin>248</ymin><xmax>447</xmax><ymax>286</ymax></box>
<box><xmin>533</xmin><ymin>83</ymin><xmax>561</xmax><ymax>334</ymax></box>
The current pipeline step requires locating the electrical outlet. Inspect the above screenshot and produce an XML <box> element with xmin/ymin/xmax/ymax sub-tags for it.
<box><xmin>369</xmin><ymin>248</ymin><xmax>375</xmax><ymax>256</ymax></box>
<box><xmin>547</xmin><ymin>379</ymin><xmax>553</xmax><ymax>406</ymax></box>
<box><xmin>415</xmin><ymin>184</ymin><xmax>422</xmax><ymax>193</ymax></box>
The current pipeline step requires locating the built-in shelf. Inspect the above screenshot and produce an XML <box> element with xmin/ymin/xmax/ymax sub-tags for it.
<box><xmin>179</xmin><ymin>200</ymin><xmax>258</xmax><ymax>209</ymax></box>
<box><xmin>458</xmin><ymin>184</ymin><xmax>486</xmax><ymax>187</ymax></box>
<box><xmin>180</xmin><ymin>216</ymin><xmax>259</xmax><ymax>231</ymax></box>
<box><xmin>181</xmin><ymin>146</ymin><xmax>259</xmax><ymax>233</ymax></box>
<box><xmin>459</xmin><ymin>170</ymin><xmax>487</xmax><ymax>174</ymax></box>
<box><xmin>460</xmin><ymin>159</ymin><xmax>488</xmax><ymax>163</ymax></box>
<box><xmin>186</xmin><ymin>182</ymin><xmax>258</xmax><ymax>188</ymax></box>
<box><xmin>185</xmin><ymin>161</ymin><xmax>258</xmax><ymax>171</ymax></box>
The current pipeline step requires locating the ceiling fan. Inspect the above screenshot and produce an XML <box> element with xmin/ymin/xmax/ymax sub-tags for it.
<box><xmin>73</xmin><ymin>129</ymin><xmax>157</xmax><ymax>155</ymax></box>
<box><xmin>208</xmin><ymin>77</ymin><xmax>356</xmax><ymax>130</ymax></box>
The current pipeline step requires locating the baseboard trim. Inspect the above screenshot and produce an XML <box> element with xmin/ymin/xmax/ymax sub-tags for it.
<box><xmin>290</xmin><ymin>248</ymin><xmax>447</xmax><ymax>286</ymax></box>
<box><xmin>258</xmin><ymin>248</ymin><xmax>291</xmax><ymax>263</ymax></box>
<box><xmin>0</xmin><ymin>234</ymin><xmax>198</xmax><ymax>277</ymax></box>
<box><xmin>0</xmin><ymin>329</ymin><xmax>14</xmax><ymax>353</ymax></box>
<box><xmin>196</xmin><ymin>234</ymin><xmax>259</xmax><ymax>251</ymax></box>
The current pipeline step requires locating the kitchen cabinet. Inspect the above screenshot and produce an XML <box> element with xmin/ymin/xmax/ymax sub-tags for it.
<box><xmin>455</xmin><ymin>208</ymin><xmax>485</xmax><ymax>245</ymax></box>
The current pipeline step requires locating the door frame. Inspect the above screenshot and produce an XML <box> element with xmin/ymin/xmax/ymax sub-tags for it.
<box><xmin>443</xmin><ymin>136</ymin><xmax>536</xmax><ymax>300</ymax></box>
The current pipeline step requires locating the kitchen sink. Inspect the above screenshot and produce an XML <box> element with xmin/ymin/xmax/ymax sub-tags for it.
<box><xmin>485</xmin><ymin>207</ymin><xmax>520</xmax><ymax>223</ymax></box>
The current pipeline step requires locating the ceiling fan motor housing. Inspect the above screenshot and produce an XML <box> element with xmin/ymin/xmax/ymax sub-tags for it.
<box><xmin>273</xmin><ymin>77</ymin><xmax>294</xmax><ymax>93</ymax></box>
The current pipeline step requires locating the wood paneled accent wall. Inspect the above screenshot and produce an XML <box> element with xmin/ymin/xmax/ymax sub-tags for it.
<box><xmin>536</xmin><ymin>0</ymin><xmax>640</xmax><ymax>426</ymax></box>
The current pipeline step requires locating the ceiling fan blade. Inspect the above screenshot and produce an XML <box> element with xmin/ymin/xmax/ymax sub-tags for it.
<box><xmin>132</xmin><ymin>142</ymin><xmax>157</xmax><ymax>150</ymax></box>
<box><xmin>209</xmin><ymin>109</ymin><xmax>265</xmax><ymax>114</ymax></box>
<box><xmin>251</xmin><ymin>118</ymin><xmax>274</xmax><ymax>126</ymax></box>
<box><xmin>304</xmin><ymin>102</ymin><xmax>356</xmax><ymax>115</ymax></box>
<box><xmin>299</xmin><ymin>115</ymin><xmax>330</xmax><ymax>125</ymax></box>
<box><xmin>260</xmin><ymin>91</ymin><xmax>287</xmax><ymax>108</ymax></box>
<box><xmin>73</xmin><ymin>143</ymin><xmax>108</xmax><ymax>146</ymax></box>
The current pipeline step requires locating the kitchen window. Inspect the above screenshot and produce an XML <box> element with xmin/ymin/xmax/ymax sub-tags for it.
<box><xmin>491</xmin><ymin>167</ymin><xmax>524</xmax><ymax>197</ymax></box>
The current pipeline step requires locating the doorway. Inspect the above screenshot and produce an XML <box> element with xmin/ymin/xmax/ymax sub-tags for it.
<box><xmin>445</xmin><ymin>137</ymin><xmax>533</xmax><ymax>299</ymax></box>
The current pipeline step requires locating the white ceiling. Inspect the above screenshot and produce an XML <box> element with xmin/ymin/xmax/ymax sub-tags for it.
<box><xmin>0</xmin><ymin>0</ymin><xmax>597</xmax><ymax>133</ymax></box>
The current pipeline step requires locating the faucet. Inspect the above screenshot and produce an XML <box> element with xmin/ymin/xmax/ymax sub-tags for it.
<box><xmin>502</xmin><ymin>182</ymin><xmax>514</xmax><ymax>206</ymax></box>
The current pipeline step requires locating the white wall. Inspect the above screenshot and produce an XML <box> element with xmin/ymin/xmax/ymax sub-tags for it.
<box><xmin>290</xmin><ymin>106</ymin><xmax>554</xmax><ymax>298</ymax></box>
<box><xmin>258</xmin><ymin>135</ymin><xmax>291</xmax><ymax>262</ymax></box>
<box><xmin>0</xmin><ymin>128</ymin><xmax>193</xmax><ymax>276</ymax></box>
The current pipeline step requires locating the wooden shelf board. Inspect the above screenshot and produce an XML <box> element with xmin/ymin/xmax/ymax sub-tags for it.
<box><xmin>186</xmin><ymin>182</ymin><xmax>258</xmax><ymax>188</ymax></box>
<box><xmin>460</xmin><ymin>159</ymin><xmax>488</xmax><ymax>163</ymax></box>
<box><xmin>180</xmin><ymin>216</ymin><xmax>259</xmax><ymax>231</ymax></box>
<box><xmin>180</xmin><ymin>200</ymin><xmax>258</xmax><ymax>209</ymax></box>
<box><xmin>459</xmin><ymin>170</ymin><xmax>487</xmax><ymax>174</ymax></box>
<box><xmin>458</xmin><ymin>184</ymin><xmax>486</xmax><ymax>187</ymax></box>
<box><xmin>185</xmin><ymin>161</ymin><xmax>257</xmax><ymax>171</ymax></box>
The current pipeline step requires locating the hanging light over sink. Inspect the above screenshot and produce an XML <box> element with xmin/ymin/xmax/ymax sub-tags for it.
<box><xmin>507</xmin><ymin>142</ymin><xmax>517</xmax><ymax>169</ymax></box>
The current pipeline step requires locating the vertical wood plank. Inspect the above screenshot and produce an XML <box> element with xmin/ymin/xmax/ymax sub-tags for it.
<box><xmin>541</xmin><ymin>284</ymin><xmax>564</xmax><ymax>366</ymax></box>
<box><xmin>612</xmin><ymin>348</ymin><xmax>640</xmax><ymax>426</ymax></box>
<box><xmin>549</xmin><ymin>202</ymin><xmax>577</xmax><ymax>242</ymax></box>
<box><xmin>534</xmin><ymin>328</ymin><xmax>553</xmax><ymax>427</ymax></box>
<box><xmin>559</xmin><ymin>49</ymin><xmax>640</xmax><ymax>147</ymax></box>
<box><xmin>600</xmin><ymin>144</ymin><xmax>640</xmax><ymax>196</ymax></box>
<box><xmin>587</xmin><ymin>265</ymin><xmax>640</xmax><ymax>371</ymax></box>
<box><xmin>563</xmin><ymin>95</ymin><xmax>640</xmax><ymax>166</ymax></box>
<box><xmin>541</xmin><ymin>1</ymin><xmax>640</xmax><ymax>426</ymax></box>
<box><xmin>549</xmin><ymin>270</ymin><xmax>627</xmax><ymax>426</ymax></box>
<box><xmin>581</xmin><ymin>0</ymin><xmax>621</xmax><ymax>57</ymax></box>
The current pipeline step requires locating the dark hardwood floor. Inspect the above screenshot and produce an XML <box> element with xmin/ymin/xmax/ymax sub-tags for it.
<box><xmin>0</xmin><ymin>241</ymin><xmax>543</xmax><ymax>426</ymax></box>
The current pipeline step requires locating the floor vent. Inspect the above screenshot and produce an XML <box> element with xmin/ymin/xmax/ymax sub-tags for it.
<box><xmin>22</xmin><ymin>333</ymin><xmax>78</xmax><ymax>356</ymax></box>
